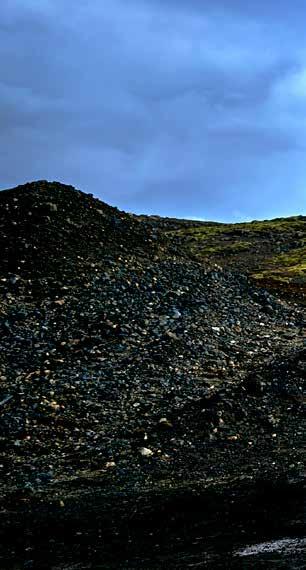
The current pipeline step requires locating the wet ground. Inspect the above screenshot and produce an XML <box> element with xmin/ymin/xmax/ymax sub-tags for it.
<box><xmin>0</xmin><ymin>476</ymin><xmax>304</xmax><ymax>568</ymax></box>
<box><xmin>2</xmin><ymin>526</ymin><xmax>305</xmax><ymax>568</ymax></box>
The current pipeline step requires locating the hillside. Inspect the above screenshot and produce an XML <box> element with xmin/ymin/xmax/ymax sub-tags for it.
<box><xmin>0</xmin><ymin>181</ymin><xmax>304</xmax><ymax>568</ymax></box>
<box><xmin>141</xmin><ymin>215</ymin><xmax>306</xmax><ymax>303</ymax></box>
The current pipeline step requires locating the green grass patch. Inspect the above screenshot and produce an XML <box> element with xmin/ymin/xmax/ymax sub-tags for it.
<box><xmin>252</xmin><ymin>245</ymin><xmax>306</xmax><ymax>283</ymax></box>
<box><xmin>195</xmin><ymin>241</ymin><xmax>253</xmax><ymax>255</ymax></box>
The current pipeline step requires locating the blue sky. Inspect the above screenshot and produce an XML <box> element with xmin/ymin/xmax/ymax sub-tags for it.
<box><xmin>1</xmin><ymin>0</ymin><xmax>306</xmax><ymax>221</ymax></box>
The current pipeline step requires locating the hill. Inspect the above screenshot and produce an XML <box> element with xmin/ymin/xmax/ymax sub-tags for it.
<box><xmin>0</xmin><ymin>180</ymin><xmax>165</xmax><ymax>292</ymax></box>
<box><xmin>0</xmin><ymin>181</ymin><xmax>304</xmax><ymax>568</ymax></box>
<box><xmin>141</xmin><ymin>214</ymin><xmax>306</xmax><ymax>303</ymax></box>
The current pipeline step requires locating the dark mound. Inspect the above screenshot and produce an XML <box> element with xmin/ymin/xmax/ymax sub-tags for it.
<box><xmin>0</xmin><ymin>180</ymin><xmax>162</xmax><ymax>287</ymax></box>
<box><xmin>0</xmin><ymin>181</ymin><xmax>304</xmax><ymax>568</ymax></box>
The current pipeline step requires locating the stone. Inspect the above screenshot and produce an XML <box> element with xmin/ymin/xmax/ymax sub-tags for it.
<box><xmin>139</xmin><ymin>447</ymin><xmax>153</xmax><ymax>457</ymax></box>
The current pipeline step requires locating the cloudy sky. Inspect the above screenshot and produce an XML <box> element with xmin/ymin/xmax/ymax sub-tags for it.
<box><xmin>1</xmin><ymin>0</ymin><xmax>306</xmax><ymax>220</ymax></box>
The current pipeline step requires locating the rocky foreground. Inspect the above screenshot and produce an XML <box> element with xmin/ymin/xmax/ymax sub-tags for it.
<box><xmin>0</xmin><ymin>181</ymin><xmax>305</xmax><ymax>568</ymax></box>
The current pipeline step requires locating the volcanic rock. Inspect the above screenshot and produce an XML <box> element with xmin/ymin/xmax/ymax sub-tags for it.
<box><xmin>0</xmin><ymin>180</ymin><xmax>304</xmax><ymax>568</ymax></box>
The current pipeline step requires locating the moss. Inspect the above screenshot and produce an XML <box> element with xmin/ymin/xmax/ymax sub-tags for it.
<box><xmin>251</xmin><ymin>246</ymin><xmax>306</xmax><ymax>283</ymax></box>
<box><xmin>195</xmin><ymin>242</ymin><xmax>253</xmax><ymax>256</ymax></box>
<box><xmin>170</xmin><ymin>216</ymin><xmax>305</xmax><ymax>239</ymax></box>
<box><xmin>168</xmin><ymin>216</ymin><xmax>306</xmax><ymax>299</ymax></box>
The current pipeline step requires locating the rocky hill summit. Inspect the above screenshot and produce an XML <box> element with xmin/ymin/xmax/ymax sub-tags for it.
<box><xmin>0</xmin><ymin>180</ymin><xmax>164</xmax><ymax>292</ymax></box>
<box><xmin>0</xmin><ymin>181</ymin><xmax>304</xmax><ymax>568</ymax></box>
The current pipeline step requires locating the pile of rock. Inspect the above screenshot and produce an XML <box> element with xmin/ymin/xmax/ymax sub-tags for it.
<box><xmin>0</xmin><ymin>181</ymin><xmax>304</xmax><ymax>541</ymax></box>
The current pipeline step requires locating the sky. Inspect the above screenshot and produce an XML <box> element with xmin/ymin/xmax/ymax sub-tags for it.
<box><xmin>1</xmin><ymin>0</ymin><xmax>306</xmax><ymax>221</ymax></box>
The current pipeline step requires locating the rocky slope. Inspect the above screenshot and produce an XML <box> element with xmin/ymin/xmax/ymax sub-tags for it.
<box><xmin>141</xmin><ymin>214</ymin><xmax>306</xmax><ymax>303</ymax></box>
<box><xmin>0</xmin><ymin>181</ymin><xmax>304</xmax><ymax>568</ymax></box>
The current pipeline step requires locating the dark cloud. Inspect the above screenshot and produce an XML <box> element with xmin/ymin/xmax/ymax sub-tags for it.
<box><xmin>0</xmin><ymin>0</ymin><xmax>305</xmax><ymax>220</ymax></box>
